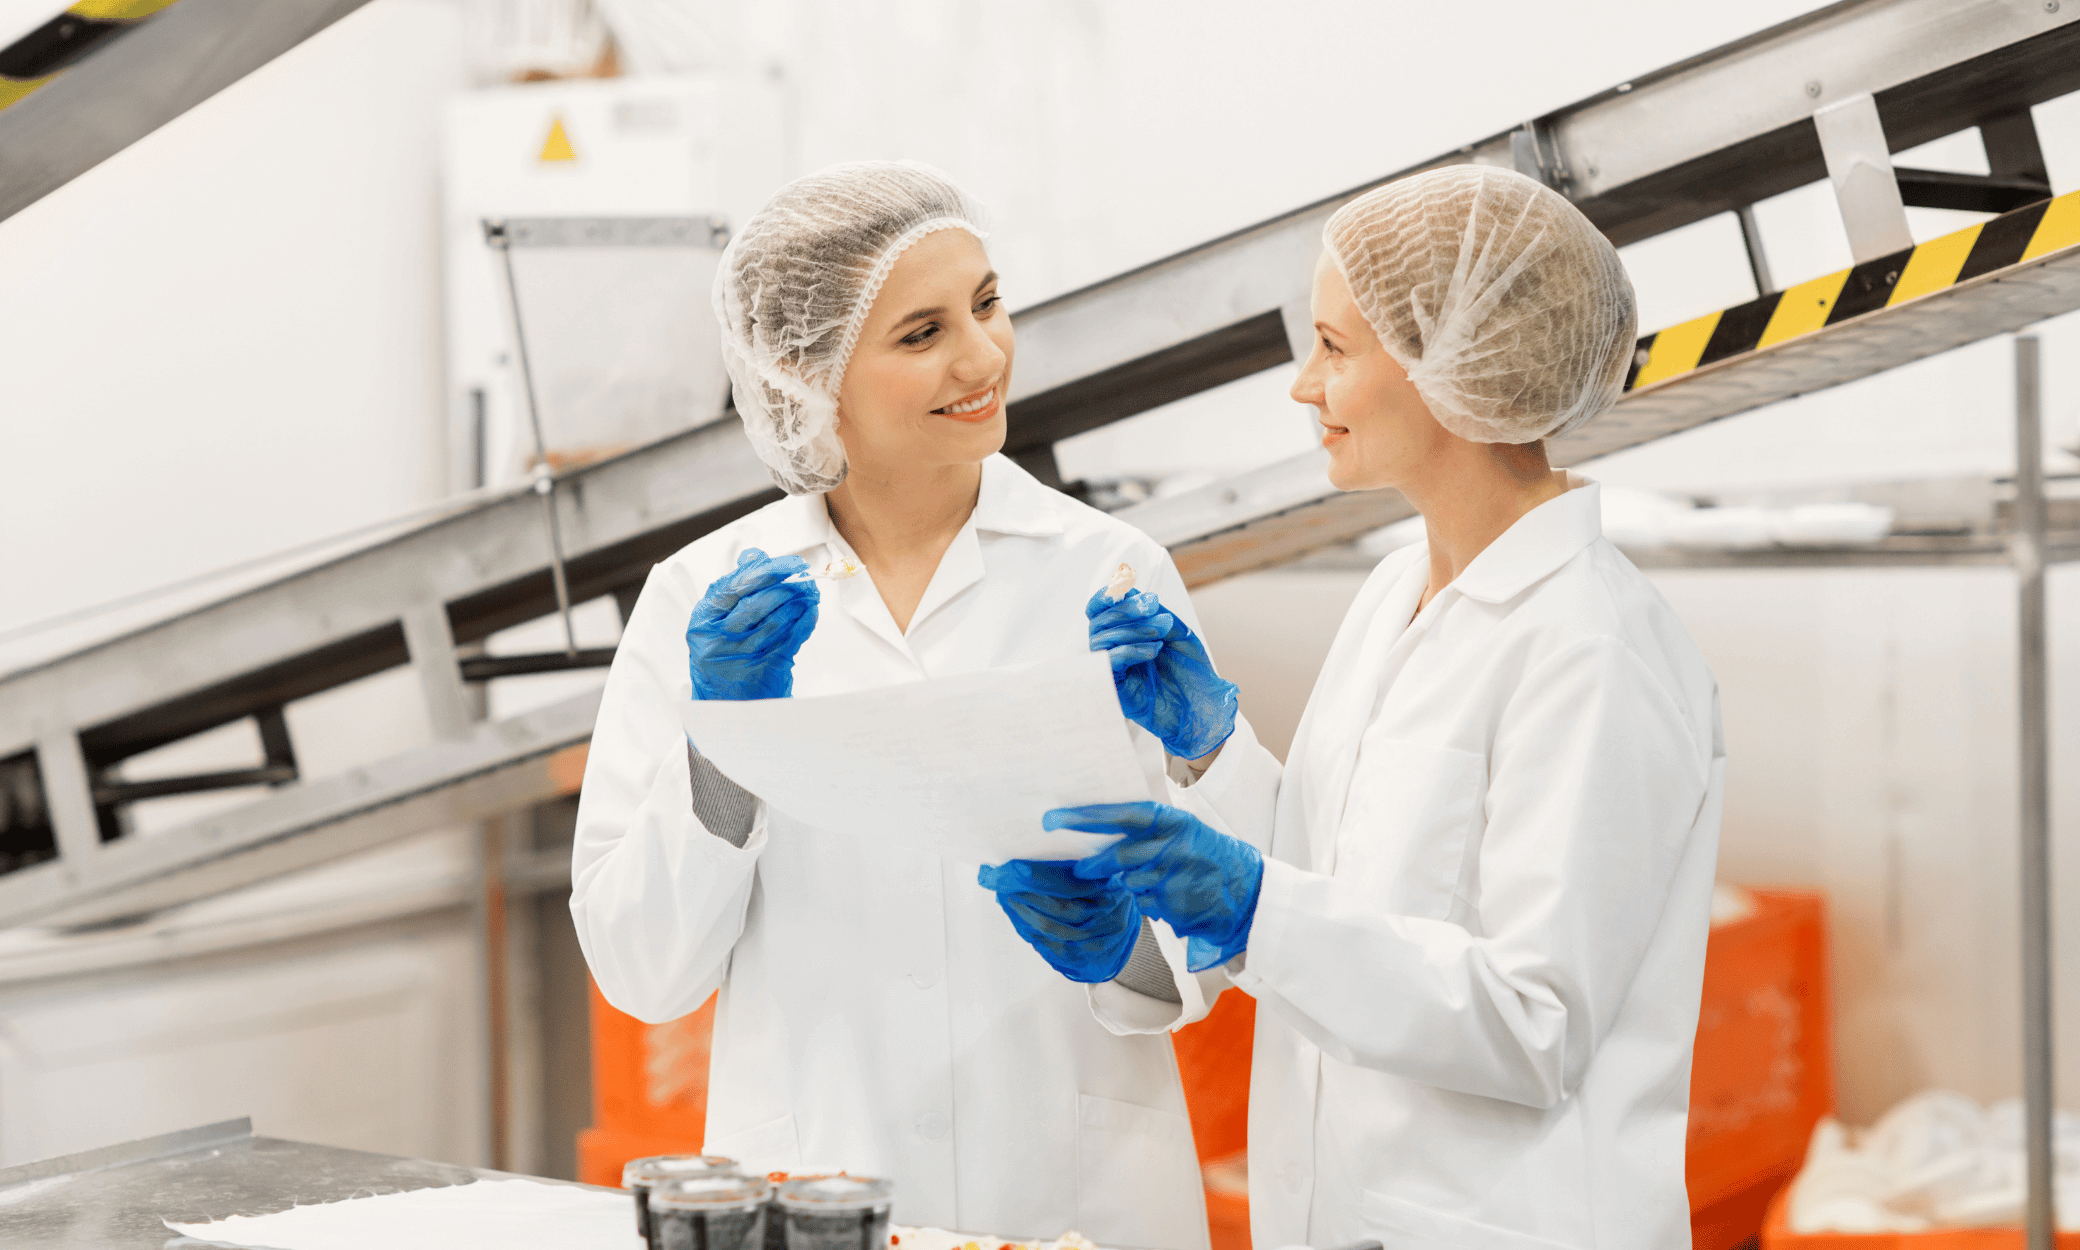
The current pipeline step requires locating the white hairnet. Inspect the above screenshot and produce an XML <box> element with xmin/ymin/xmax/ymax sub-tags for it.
<box><xmin>713</xmin><ymin>161</ymin><xmax>988</xmax><ymax>494</ymax></box>
<box><xmin>1323</xmin><ymin>165</ymin><xmax>1637</xmax><ymax>445</ymax></box>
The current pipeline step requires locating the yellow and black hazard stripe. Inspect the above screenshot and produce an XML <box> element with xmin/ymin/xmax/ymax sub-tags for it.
<box><xmin>1626</xmin><ymin>187</ymin><xmax>2080</xmax><ymax>392</ymax></box>
<box><xmin>0</xmin><ymin>0</ymin><xmax>182</xmax><ymax>113</ymax></box>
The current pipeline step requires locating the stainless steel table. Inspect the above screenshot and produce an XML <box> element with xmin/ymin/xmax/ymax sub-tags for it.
<box><xmin>0</xmin><ymin>1118</ymin><xmax>586</xmax><ymax>1249</ymax></box>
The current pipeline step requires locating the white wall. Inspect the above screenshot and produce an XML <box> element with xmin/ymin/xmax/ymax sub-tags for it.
<box><xmin>0</xmin><ymin>0</ymin><xmax>487</xmax><ymax>1164</ymax></box>
<box><xmin>0</xmin><ymin>902</ymin><xmax>487</xmax><ymax>1167</ymax></box>
<box><xmin>0</xmin><ymin>0</ymin><xmax>465</xmax><ymax>642</ymax></box>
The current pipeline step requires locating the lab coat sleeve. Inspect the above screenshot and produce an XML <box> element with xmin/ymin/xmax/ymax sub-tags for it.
<box><xmin>1141</xmin><ymin>546</ymin><xmax>1284</xmax><ymax>850</ymax></box>
<box><xmin>1087</xmin><ymin>548</ymin><xmax>1283</xmax><ymax>1034</ymax></box>
<box><xmin>570</xmin><ymin>562</ymin><xmax>766</xmax><ymax>1024</ymax></box>
<box><xmin>1171</xmin><ymin>713</ymin><xmax>1282</xmax><ymax>853</ymax></box>
<box><xmin>1230</xmin><ymin>635</ymin><xmax>1712</xmax><ymax>1108</ymax></box>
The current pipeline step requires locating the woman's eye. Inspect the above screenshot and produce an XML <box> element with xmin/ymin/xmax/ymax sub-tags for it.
<box><xmin>975</xmin><ymin>293</ymin><xmax>1001</xmax><ymax>315</ymax></box>
<box><xmin>901</xmin><ymin>323</ymin><xmax>941</xmax><ymax>347</ymax></box>
<box><xmin>1320</xmin><ymin>335</ymin><xmax>1338</xmax><ymax>354</ymax></box>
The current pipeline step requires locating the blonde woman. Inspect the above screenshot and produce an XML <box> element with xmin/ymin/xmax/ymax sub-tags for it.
<box><xmin>571</xmin><ymin>162</ymin><xmax>1240</xmax><ymax>1250</ymax></box>
<box><xmin>1027</xmin><ymin>166</ymin><xmax>1725</xmax><ymax>1250</ymax></box>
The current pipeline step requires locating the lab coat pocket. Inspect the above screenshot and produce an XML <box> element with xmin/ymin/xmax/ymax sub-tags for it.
<box><xmin>1336</xmin><ymin>738</ymin><xmax>1485</xmax><ymax>920</ymax></box>
<box><xmin>1075</xmin><ymin>1093</ymin><xmax>1206</xmax><ymax>1250</ymax></box>
<box><xmin>703</xmin><ymin>1112</ymin><xmax>799</xmax><ymax>1174</ymax></box>
<box><xmin>1359</xmin><ymin>1189</ymin><xmax>1578</xmax><ymax>1250</ymax></box>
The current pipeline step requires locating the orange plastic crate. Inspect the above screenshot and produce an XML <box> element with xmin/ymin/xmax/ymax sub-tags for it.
<box><xmin>1689</xmin><ymin>890</ymin><xmax>1837</xmax><ymax>1250</ymax></box>
<box><xmin>575</xmin><ymin>981</ymin><xmax>715</xmax><ymax>1187</ymax></box>
<box><xmin>1173</xmin><ymin>990</ymin><xmax>1255</xmax><ymax>1250</ymax></box>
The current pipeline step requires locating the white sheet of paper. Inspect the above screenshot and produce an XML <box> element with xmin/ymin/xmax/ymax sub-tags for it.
<box><xmin>680</xmin><ymin>651</ymin><xmax>1146</xmax><ymax>864</ymax></box>
<box><xmin>166</xmin><ymin>1178</ymin><xmax>640</xmax><ymax>1250</ymax></box>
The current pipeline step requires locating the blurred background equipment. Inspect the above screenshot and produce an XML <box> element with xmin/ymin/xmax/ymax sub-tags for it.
<box><xmin>2</xmin><ymin>2</ymin><xmax>2080</xmax><ymax>1248</ymax></box>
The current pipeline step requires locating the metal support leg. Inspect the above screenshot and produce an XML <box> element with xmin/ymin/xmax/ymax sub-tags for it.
<box><xmin>486</xmin><ymin>220</ymin><xmax>580</xmax><ymax>659</ymax></box>
<box><xmin>1735</xmin><ymin>204</ymin><xmax>1776</xmax><ymax>297</ymax></box>
<box><xmin>2011</xmin><ymin>333</ymin><xmax>2056</xmax><ymax>1249</ymax></box>
<box><xmin>476</xmin><ymin>815</ymin><xmax>512</xmax><ymax>1172</ymax></box>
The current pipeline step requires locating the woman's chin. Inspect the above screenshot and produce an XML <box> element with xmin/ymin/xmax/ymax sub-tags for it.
<box><xmin>1324</xmin><ymin>450</ymin><xmax>1371</xmax><ymax>493</ymax></box>
<box><xmin>931</xmin><ymin>417</ymin><xmax>1008</xmax><ymax>463</ymax></box>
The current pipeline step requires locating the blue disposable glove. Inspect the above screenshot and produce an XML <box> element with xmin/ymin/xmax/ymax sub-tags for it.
<box><xmin>977</xmin><ymin>859</ymin><xmax>1142</xmax><ymax>984</ymax></box>
<box><xmin>686</xmin><ymin>548</ymin><xmax>819</xmax><ymax>701</ymax></box>
<box><xmin>1051</xmin><ymin>801</ymin><xmax>1263</xmax><ymax>973</ymax></box>
<box><xmin>1085</xmin><ymin>587</ymin><xmax>1238</xmax><ymax>760</ymax></box>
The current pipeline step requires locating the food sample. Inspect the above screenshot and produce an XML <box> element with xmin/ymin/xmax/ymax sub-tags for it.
<box><xmin>1104</xmin><ymin>562</ymin><xmax>1136</xmax><ymax>602</ymax></box>
<box><xmin>821</xmin><ymin>557</ymin><xmax>864</xmax><ymax>580</ymax></box>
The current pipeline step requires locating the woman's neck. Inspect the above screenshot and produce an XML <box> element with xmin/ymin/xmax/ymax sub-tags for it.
<box><xmin>822</xmin><ymin>457</ymin><xmax>984</xmax><ymax>632</ymax></box>
<box><xmin>1405</xmin><ymin>442</ymin><xmax>1567</xmax><ymax>610</ymax></box>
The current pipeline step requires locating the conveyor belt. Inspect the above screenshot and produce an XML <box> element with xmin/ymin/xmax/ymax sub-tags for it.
<box><xmin>1129</xmin><ymin>191</ymin><xmax>2080</xmax><ymax>584</ymax></box>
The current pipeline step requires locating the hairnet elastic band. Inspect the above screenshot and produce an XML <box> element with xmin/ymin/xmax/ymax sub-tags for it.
<box><xmin>829</xmin><ymin>216</ymin><xmax>989</xmax><ymax>396</ymax></box>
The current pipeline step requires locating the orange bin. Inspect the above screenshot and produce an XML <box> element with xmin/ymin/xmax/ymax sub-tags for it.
<box><xmin>581</xmin><ymin>889</ymin><xmax>1834</xmax><ymax>1250</ymax></box>
<box><xmin>1689</xmin><ymin>890</ymin><xmax>1836</xmax><ymax>1250</ymax></box>
<box><xmin>575</xmin><ymin>982</ymin><xmax>716</xmax><ymax>1186</ymax></box>
<box><xmin>1172</xmin><ymin>990</ymin><xmax>1255</xmax><ymax>1250</ymax></box>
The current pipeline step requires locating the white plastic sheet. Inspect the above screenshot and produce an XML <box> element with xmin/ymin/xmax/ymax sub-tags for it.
<box><xmin>679</xmin><ymin>651</ymin><xmax>1146</xmax><ymax>865</ymax></box>
<box><xmin>166</xmin><ymin>1178</ymin><xmax>640</xmax><ymax>1249</ymax></box>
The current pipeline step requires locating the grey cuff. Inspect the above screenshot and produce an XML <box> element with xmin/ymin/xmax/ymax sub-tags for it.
<box><xmin>1112</xmin><ymin>915</ymin><xmax>1182</xmax><ymax>1004</ymax></box>
<box><xmin>688</xmin><ymin>742</ymin><xmax>759</xmax><ymax>848</ymax></box>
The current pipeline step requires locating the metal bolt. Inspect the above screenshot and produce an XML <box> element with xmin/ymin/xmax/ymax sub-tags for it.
<box><xmin>1586</xmin><ymin>165</ymin><xmax>1600</xmax><ymax>178</ymax></box>
<box><xmin>2047</xmin><ymin>1</ymin><xmax>2060</xmax><ymax>13</ymax></box>
<box><xmin>1616</xmin><ymin>82</ymin><xmax>1633</xmax><ymax>94</ymax></box>
<box><xmin>1635</xmin><ymin>348</ymin><xmax>1652</xmax><ymax>367</ymax></box>
<box><xmin>1805</xmin><ymin>80</ymin><xmax>1823</xmax><ymax>98</ymax></box>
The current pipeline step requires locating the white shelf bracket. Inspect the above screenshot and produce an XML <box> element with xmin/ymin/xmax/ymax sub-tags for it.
<box><xmin>1814</xmin><ymin>93</ymin><xmax>1915</xmax><ymax>264</ymax></box>
<box><xmin>402</xmin><ymin>604</ymin><xmax>475</xmax><ymax>743</ymax></box>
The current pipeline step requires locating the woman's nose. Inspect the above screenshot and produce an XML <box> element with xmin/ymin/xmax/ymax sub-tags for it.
<box><xmin>1291</xmin><ymin>348</ymin><xmax>1325</xmax><ymax>407</ymax></box>
<box><xmin>952</xmin><ymin>316</ymin><xmax>1008</xmax><ymax>382</ymax></box>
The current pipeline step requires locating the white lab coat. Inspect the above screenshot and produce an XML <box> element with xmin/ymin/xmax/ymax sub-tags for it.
<box><xmin>571</xmin><ymin>454</ymin><xmax>1217</xmax><ymax>1250</ymax></box>
<box><xmin>1168</xmin><ymin>476</ymin><xmax>1725</xmax><ymax>1250</ymax></box>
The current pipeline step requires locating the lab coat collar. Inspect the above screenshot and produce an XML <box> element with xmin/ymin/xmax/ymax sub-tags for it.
<box><xmin>1449</xmin><ymin>473</ymin><xmax>1603</xmax><ymax>605</ymax></box>
<box><xmin>769</xmin><ymin>456</ymin><xmax>1063</xmax><ymax>656</ymax></box>
<box><xmin>898</xmin><ymin>457</ymin><xmax>1061</xmax><ymax>640</ymax></box>
<box><xmin>756</xmin><ymin>491</ymin><xmax>836</xmax><ymax>561</ymax></box>
<box><xmin>971</xmin><ymin>454</ymin><xmax>1066</xmax><ymax>538</ymax></box>
<box><xmin>761</xmin><ymin>454</ymin><xmax>1061</xmax><ymax>559</ymax></box>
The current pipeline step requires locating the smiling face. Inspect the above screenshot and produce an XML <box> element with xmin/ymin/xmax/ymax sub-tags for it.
<box><xmin>1289</xmin><ymin>251</ymin><xmax>1454</xmax><ymax>493</ymax></box>
<box><xmin>834</xmin><ymin>229</ymin><xmax>1013</xmax><ymax>481</ymax></box>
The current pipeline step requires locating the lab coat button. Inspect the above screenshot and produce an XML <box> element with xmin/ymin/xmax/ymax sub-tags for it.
<box><xmin>916</xmin><ymin>1111</ymin><xmax>950</xmax><ymax>1140</ymax></box>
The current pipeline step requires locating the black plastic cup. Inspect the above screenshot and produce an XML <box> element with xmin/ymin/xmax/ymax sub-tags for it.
<box><xmin>650</xmin><ymin>1175</ymin><xmax>772</xmax><ymax>1250</ymax></box>
<box><xmin>776</xmin><ymin>1176</ymin><xmax>895</xmax><ymax>1250</ymax></box>
<box><xmin>625</xmin><ymin>1155</ymin><xmax>740</xmax><ymax>1242</ymax></box>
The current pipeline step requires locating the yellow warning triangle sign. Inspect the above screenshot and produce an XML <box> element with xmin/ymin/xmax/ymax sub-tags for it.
<box><xmin>539</xmin><ymin>117</ymin><xmax>577</xmax><ymax>163</ymax></box>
